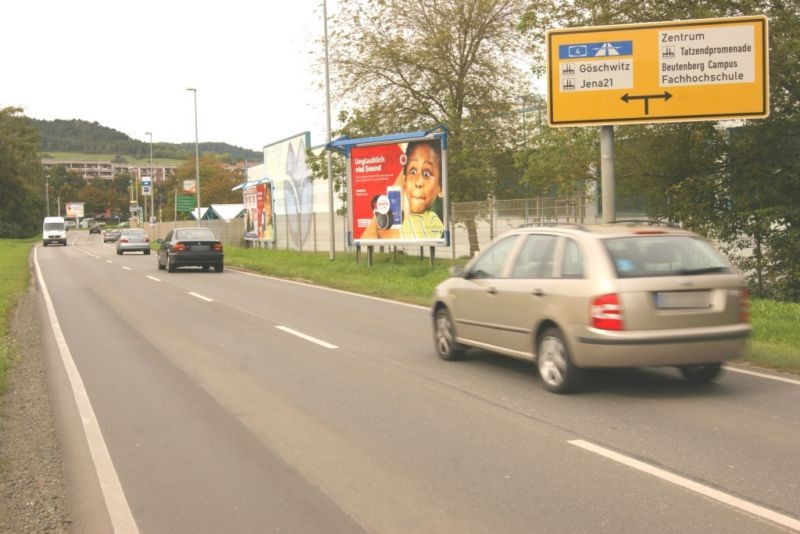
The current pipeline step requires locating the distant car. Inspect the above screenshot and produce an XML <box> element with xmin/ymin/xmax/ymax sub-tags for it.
<box><xmin>65</xmin><ymin>220</ymin><xmax>76</xmax><ymax>229</ymax></box>
<box><xmin>116</xmin><ymin>228</ymin><xmax>151</xmax><ymax>255</ymax></box>
<box><xmin>103</xmin><ymin>229</ymin><xmax>122</xmax><ymax>243</ymax></box>
<box><xmin>89</xmin><ymin>224</ymin><xmax>101</xmax><ymax>234</ymax></box>
<box><xmin>157</xmin><ymin>227</ymin><xmax>224</xmax><ymax>273</ymax></box>
<box><xmin>431</xmin><ymin>223</ymin><xmax>752</xmax><ymax>394</ymax></box>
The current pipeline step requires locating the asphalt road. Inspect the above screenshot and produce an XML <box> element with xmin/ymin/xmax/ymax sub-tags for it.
<box><xmin>35</xmin><ymin>233</ymin><xmax>800</xmax><ymax>533</ymax></box>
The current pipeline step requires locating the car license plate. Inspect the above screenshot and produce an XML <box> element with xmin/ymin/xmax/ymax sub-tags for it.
<box><xmin>655</xmin><ymin>291</ymin><xmax>711</xmax><ymax>309</ymax></box>
<box><xmin>191</xmin><ymin>245</ymin><xmax>209</xmax><ymax>252</ymax></box>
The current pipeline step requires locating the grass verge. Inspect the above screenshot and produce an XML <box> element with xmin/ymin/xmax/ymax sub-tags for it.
<box><xmin>225</xmin><ymin>246</ymin><xmax>459</xmax><ymax>307</ymax></box>
<box><xmin>0</xmin><ymin>239</ymin><xmax>36</xmax><ymax>394</ymax></box>
<box><xmin>746</xmin><ymin>298</ymin><xmax>800</xmax><ymax>374</ymax></box>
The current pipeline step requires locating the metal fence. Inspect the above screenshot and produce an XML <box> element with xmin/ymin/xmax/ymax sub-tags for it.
<box><xmin>151</xmin><ymin>196</ymin><xmax>605</xmax><ymax>260</ymax></box>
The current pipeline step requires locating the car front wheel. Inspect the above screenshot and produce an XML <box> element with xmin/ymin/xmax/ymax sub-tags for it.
<box><xmin>679</xmin><ymin>363</ymin><xmax>723</xmax><ymax>384</ymax></box>
<box><xmin>537</xmin><ymin>327</ymin><xmax>581</xmax><ymax>394</ymax></box>
<box><xmin>433</xmin><ymin>308</ymin><xmax>464</xmax><ymax>361</ymax></box>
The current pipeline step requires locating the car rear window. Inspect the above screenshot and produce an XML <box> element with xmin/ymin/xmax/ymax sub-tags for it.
<box><xmin>604</xmin><ymin>235</ymin><xmax>732</xmax><ymax>278</ymax></box>
<box><xmin>175</xmin><ymin>229</ymin><xmax>216</xmax><ymax>241</ymax></box>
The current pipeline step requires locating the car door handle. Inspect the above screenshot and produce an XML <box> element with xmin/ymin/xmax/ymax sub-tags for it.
<box><xmin>532</xmin><ymin>288</ymin><xmax>545</xmax><ymax>297</ymax></box>
<box><xmin>487</xmin><ymin>287</ymin><xmax>498</xmax><ymax>295</ymax></box>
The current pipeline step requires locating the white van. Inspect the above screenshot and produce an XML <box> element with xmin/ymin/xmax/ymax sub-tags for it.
<box><xmin>42</xmin><ymin>216</ymin><xmax>67</xmax><ymax>246</ymax></box>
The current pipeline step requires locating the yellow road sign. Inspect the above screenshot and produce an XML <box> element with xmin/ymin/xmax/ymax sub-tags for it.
<box><xmin>546</xmin><ymin>16</ymin><xmax>769</xmax><ymax>126</ymax></box>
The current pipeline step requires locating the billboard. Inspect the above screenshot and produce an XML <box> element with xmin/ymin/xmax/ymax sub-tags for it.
<box><xmin>243</xmin><ymin>181</ymin><xmax>275</xmax><ymax>243</ymax></box>
<box><xmin>264</xmin><ymin>132</ymin><xmax>313</xmax><ymax>249</ymax></box>
<box><xmin>65</xmin><ymin>202</ymin><xmax>84</xmax><ymax>218</ymax></box>
<box><xmin>348</xmin><ymin>134</ymin><xmax>447</xmax><ymax>245</ymax></box>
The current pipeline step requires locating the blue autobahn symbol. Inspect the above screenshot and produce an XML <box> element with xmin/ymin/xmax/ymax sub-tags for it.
<box><xmin>566</xmin><ymin>45</ymin><xmax>588</xmax><ymax>58</ymax></box>
<box><xmin>559</xmin><ymin>41</ymin><xmax>633</xmax><ymax>59</ymax></box>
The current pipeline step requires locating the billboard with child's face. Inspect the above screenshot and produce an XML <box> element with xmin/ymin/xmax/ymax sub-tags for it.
<box><xmin>351</xmin><ymin>137</ymin><xmax>446</xmax><ymax>245</ymax></box>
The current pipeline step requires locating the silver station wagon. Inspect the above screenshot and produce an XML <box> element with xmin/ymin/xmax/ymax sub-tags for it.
<box><xmin>432</xmin><ymin>223</ymin><xmax>751</xmax><ymax>393</ymax></box>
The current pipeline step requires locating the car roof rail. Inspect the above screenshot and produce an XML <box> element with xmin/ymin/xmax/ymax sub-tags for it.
<box><xmin>606</xmin><ymin>218</ymin><xmax>681</xmax><ymax>228</ymax></box>
<box><xmin>516</xmin><ymin>221</ymin><xmax>589</xmax><ymax>231</ymax></box>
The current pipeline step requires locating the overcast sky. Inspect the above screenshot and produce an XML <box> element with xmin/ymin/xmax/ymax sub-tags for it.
<box><xmin>3</xmin><ymin>0</ymin><xmax>339</xmax><ymax>152</ymax></box>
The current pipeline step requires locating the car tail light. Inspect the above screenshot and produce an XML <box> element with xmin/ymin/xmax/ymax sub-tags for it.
<box><xmin>213</xmin><ymin>243</ymin><xmax>223</xmax><ymax>252</ymax></box>
<box><xmin>591</xmin><ymin>293</ymin><xmax>624</xmax><ymax>330</ymax></box>
<box><xmin>144</xmin><ymin>237</ymin><xmax>149</xmax><ymax>243</ymax></box>
<box><xmin>739</xmin><ymin>288</ymin><xmax>750</xmax><ymax>323</ymax></box>
<box><xmin>172</xmin><ymin>243</ymin><xmax>186</xmax><ymax>252</ymax></box>
<box><xmin>120</xmin><ymin>236</ymin><xmax>129</xmax><ymax>243</ymax></box>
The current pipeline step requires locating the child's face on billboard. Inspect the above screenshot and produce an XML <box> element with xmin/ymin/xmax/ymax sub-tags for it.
<box><xmin>404</xmin><ymin>144</ymin><xmax>441</xmax><ymax>214</ymax></box>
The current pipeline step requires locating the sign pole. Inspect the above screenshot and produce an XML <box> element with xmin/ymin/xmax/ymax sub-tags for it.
<box><xmin>600</xmin><ymin>125</ymin><xmax>616</xmax><ymax>223</ymax></box>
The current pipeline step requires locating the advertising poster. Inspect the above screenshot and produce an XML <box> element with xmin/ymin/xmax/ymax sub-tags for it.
<box><xmin>243</xmin><ymin>182</ymin><xmax>275</xmax><ymax>243</ymax></box>
<box><xmin>264</xmin><ymin>132</ymin><xmax>313</xmax><ymax>249</ymax></box>
<box><xmin>65</xmin><ymin>202</ymin><xmax>85</xmax><ymax>218</ymax></box>
<box><xmin>351</xmin><ymin>138</ymin><xmax>445</xmax><ymax>244</ymax></box>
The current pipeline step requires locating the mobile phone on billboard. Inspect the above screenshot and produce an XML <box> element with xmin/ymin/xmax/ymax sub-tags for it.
<box><xmin>387</xmin><ymin>186</ymin><xmax>402</xmax><ymax>228</ymax></box>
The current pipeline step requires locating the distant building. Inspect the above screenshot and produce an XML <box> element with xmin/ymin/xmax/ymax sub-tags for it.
<box><xmin>41</xmin><ymin>158</ymin><xmax>177</xmax><ymax>182</ymax></box>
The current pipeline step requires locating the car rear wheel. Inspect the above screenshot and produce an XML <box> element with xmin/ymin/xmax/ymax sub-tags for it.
<box><xmin>157</xmin><ymin>255</ymin><xmax>165</xmax><ymax>270</ymax></box>
<box><xmin>167</xmin><ymin>255</ymin><xmax>177</xmax><ymax>273</ymax></box>
<box><xmin>433</xmin><ymin>308</ymin><xmax>464</xmax><ymax>361</ymax></box>
<box><xmin>679</xmin><ymin>363</ymin><xmax>723</xmax><ymax>384</ymax></box>
<box><xmin>215</xmin><ymin>262</ymin><xmax>224</xmax><ymax>273</ymax></box>
<box><xmin>116</xmin><ymin>249</ymin><xmax>122</xmax><ymax>255</ymax></box>
<box><xmin>537</xmin><ymin>328</ymin><xmax>581</xmax><ymax>394</ymax></box>
<box><xmin>144</xmin><ymin>249</ymin><xmax>151</xmax><ymax>255</ymax></box>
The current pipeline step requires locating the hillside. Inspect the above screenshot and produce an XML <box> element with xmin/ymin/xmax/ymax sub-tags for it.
<box><xmin>33</xmin><ymin>118</ymin><xmax>261</xmax><ymax>163</ymax></box>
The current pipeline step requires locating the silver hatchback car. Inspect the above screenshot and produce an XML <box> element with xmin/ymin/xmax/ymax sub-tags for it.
<box><xmin>116</xmin><ymin>228</ymin><xmax>151</xmax><ymax>255</ymax></box>
<box><xmin>432</xmin><ymin>223</ymin><xmax>751</xmax><ymax>393</ymax></box>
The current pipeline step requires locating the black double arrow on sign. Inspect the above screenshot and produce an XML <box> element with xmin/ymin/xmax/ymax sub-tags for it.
<box><xmin>621</xmin><ymin>91</ymin><xmax>673</xmax><ymax>114</ymax></box>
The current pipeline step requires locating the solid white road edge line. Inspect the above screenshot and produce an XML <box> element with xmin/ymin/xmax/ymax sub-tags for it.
<box><xmin>568</xmin><ymin>439</ymin><xmax>800</xmax><ymax>531</ymax></box>
<box><xmin>275</xmin><ymin>326</ymin><xmax>338</xmax><ymax>349</ymax></box>
<box><xmin>724</xmin><ymin>365</ymin><xmax>800</xmax><ymax>386</ymax></box>
<box><xmin>188</xmin><ymin>292</ymin><xmax>214</xmax><ymax>302</ymax></box>
<box><xmin>34</xmin><ymin>248</ymin><xmax>140</xmax><ymax>534</ymax></box>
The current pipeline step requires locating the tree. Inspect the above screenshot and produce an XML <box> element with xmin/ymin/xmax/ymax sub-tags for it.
<box><xmin>0</xmin><ymin>107</ymin><xmax>43</xmax><ymax>238</ymax></box>
<box><xmin>330</xmin><ymin>0</ymin><xmax>532</xmax><ymax>253</ymax></box>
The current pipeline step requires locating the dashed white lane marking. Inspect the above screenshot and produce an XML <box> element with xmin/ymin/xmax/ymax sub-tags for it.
<box><xmin>569</xmin><ymin>439</ymin><xmax>800</xmax><ymax>531</ymax></box>
<box><xmin>122</xmin><ymin>266</ymin><xmax>132</xmax><ymax>271</ymax></box>
<box><xmin>146</xmin><ymin>276</ymin><xmax>161</xmax><ymax>282</ymax></box>
<box><xmin>275</xmin><ymin>325</ymin><xmax>338</xmax><ymax>349</ymax></box>
<box><xmin>34</xmin><ymin>248</ymin><xmax>140</xmax><ymax>533</ymax></box>
<box><xmin>188</xmin><ymin>291</ymin><xmax>214</xmax><ymax>302</ymax></box>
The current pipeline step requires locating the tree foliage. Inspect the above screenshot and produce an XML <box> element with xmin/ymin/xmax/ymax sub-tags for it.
<box><xmin>330</xmin><ymin>0</ymin><xmax>531</xmax><ymax>202</ymax></box>
<box><xmin>33</xmin><ymin>118</ymin><xmax>262</xmax><ymax>162</ymax></box>
<box><xmin>0</xmin><ymin>107</ymin><xmax>43</xmax><ymax>238</ymax></box>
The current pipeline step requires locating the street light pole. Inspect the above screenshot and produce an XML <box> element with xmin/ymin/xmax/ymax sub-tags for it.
<box><xmin>324</xmin><ymin>0</ymin><xmax>335</xmax><ymax>260</ymax></box>
<box><xmin>45</xmin><ymin>174</ymin><xmax>50</xmax><ymax>216</ymax></box>
<box><xmin>187</xmin><ymin>88</ymin><xmax>201</xmax><ymax>228</ymax></box>
<box><xmin>146</xmin><ymin>131</ymin><xmax>155</xmax><ymax>236</ymax></box>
